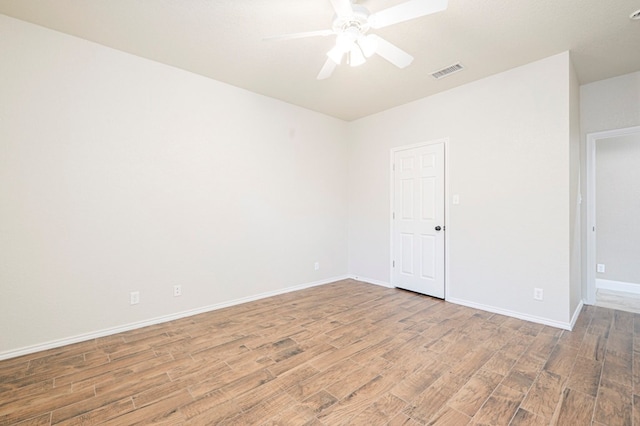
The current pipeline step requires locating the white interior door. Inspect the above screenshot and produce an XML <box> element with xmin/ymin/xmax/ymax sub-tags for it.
<box><xmin>392</xmin><ymin>142</ymin><xmax>445</xmax><ymax>298</ymax></box>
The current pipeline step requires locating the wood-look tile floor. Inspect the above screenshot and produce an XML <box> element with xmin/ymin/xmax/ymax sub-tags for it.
<box><xmin>1</xmin><ymin>279</ymin><xmax>638</xmax><ymax>425</ymax></box>
<box><xmin>596</xmin><ymin>289</ymin><xmax>640</xmax><ymax>315</ymax></box>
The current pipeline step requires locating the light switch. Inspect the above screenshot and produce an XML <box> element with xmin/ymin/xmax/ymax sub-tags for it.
<box><xmin>597</xmin><ymin>264</ymin><xmax>605</xmax><ymax>273</ymax></box>
<box><xmin>452</xmin><ymin>194</ymin><xmax>460</xmax><ymax>205</ymax></box>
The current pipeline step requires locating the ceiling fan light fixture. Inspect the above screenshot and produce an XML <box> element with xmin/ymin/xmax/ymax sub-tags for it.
<box><xmin>358</xmin><ymin>34</ymin><xmax>378</xmax><ymax>57</ymax></box>
<box><xmin>327</xmin><ymin>45</ymin><xmax>346</xmax><ymax>64</ymax></box>
<box><xmin>335</xmin><ymin>30</ymin><xmax>357</xmax><ymax>50</ymax></box>
<box><xmin>330</xmin><ymin>28</ymin><xmax>362</xmax><ymax>65</ymax></box>
<box><xmin>349</xmin><ymin>45</ymin><xmax>366</xmax><ymax>67</ymax></box>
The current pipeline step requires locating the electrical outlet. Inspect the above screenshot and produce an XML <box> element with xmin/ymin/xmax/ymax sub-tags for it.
<box><xmin>314</xmin><ymin>262</ymin><xmax>320</xmax><ymax>271</ymax></box>
<box><xmin>597</xmin><ymin>264</ymin><xmax>605</xmax><ymax>273</ymax></box>
<box><xmin>130</xmin><ymin>291</ymin><xmax>140</xmax><ymax>305</ymax></box>
<box><xmin>533</xmin><ymin>288</ymin><xmax>543</xmax><ymax>301</ymax></box>
<box><xmin>173</xmin><ymin>285</ymin><xmax>182</xmax><ymax>297</ymax></box>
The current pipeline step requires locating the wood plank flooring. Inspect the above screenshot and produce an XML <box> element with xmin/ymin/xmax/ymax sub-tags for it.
<box><xmin>1</xmin><ymin>279</ymin><xmax>638</xmax><ymax>425</ymax></box>
<box><xmin>596</xmin><ymin>289</ymin><xmax>640</xmax><ymax>315</ymax></box>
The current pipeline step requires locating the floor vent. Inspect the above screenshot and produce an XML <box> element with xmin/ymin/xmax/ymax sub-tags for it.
<box><xmin>430</xmin><ymin>63</ymin><xmax>464</xmax><ymax>79</ymax></box>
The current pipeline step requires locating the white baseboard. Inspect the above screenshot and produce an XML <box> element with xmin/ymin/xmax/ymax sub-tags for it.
<box><xmin>446</xmin><ymin>297</ymin><xmax>573</xmax><ymax>330</ymax></box>
<box><xmin>569</xmin><ymin>300</ymin><xmax>584</xmax><ymax>330</ymax></box>
<box><xmin>0</xmin><ymin>275</ymin><xmax>349</xmax><ymax>361</ymax></box>
<box><xmin>596</xmin><ymin>279</ymin><xmax>640</xmax><ymax>295</ymax></box>
<box><xmin>349</xmin><ymin>275</ymin><xmax>393</xmax><ymax>288</ymax></box>
<box><xmin>350</xmin><ymin>278</ymin><xmax>579</xmax><ymax>330</ymax></box>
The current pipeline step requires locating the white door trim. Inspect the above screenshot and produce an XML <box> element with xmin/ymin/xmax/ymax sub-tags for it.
<box><xmin>390</xmin><ymin>138</ymin><xmax>450</xmax><ymax>299</ymax></box>
<box><xmin>585</xmin><ymin>125</ymin><xmax>640</xmax><ymax>305</ymax></box>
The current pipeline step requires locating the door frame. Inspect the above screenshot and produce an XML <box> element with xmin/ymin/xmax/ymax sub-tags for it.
<box><xmin>390</xmin><ymin>138</ymin><xmax>450</xmax><ymax>299</ymax></box>
<box><xmin>585</xmin><ymin>125</ymin><xmax>640</xmax><ymax>304</ymax></box>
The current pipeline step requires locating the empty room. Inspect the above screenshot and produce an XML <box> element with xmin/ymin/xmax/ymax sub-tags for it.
<box><xmin>1</xmin><ymin>0</ymin><xmax>640</xmax><ymax>424</ymax></box>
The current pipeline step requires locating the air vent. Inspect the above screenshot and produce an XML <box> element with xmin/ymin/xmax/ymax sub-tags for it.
<box><xmin>430</xmin><ymin>63</ymin><xmax>464</xmax><ymax>79</ymax></box>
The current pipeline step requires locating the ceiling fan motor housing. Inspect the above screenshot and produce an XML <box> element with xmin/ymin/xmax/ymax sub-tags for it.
<box><xmin>332</xmin><ymin>4</ymin><xmax>371</xmax><ymax>35</ymax></box>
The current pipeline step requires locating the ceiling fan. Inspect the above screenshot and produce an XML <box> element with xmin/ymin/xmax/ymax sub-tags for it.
<box><xmin>264</xmin><ymin>0</ymin><xmax>448</xmax><ymax>80</ymax></box>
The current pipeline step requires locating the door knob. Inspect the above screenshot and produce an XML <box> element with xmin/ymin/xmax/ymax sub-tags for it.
<box><xmin>435</xmin><ymin>226</ymin><xmax>442</xmax><ymax>231</ymax></box>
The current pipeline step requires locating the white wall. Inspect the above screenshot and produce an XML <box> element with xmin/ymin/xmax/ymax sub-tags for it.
<box><xmin>348</xmin><ymin>53</ymin><xmax>575</xmax><ymax>326</ymax></box>
<box><xmin>596</xmin><ymin>134</ymin><xmax>640</xmax><ymax>285</ymax></box>
<box><xmin>0</xmin><ymin>15</ymin><xmax>349</xmax><ymax>357</ymax></box>
<box><xmin>569</xmin><ymin>58</ymin><xmax>582</xmax><ymax>314</ymax></box>
<box><xmin>581</xmin><ymin>71</ymin><xmax>640</xmax><ymax>135</ymax></box>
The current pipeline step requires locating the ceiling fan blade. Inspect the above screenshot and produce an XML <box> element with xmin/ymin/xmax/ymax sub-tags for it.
<box><xmin>317</xmin><ymin>58</ymin><xmax>338</xmax><ymax>80</ymax></box>
<box><xmin>370</xmin><ymin>0</ymin><xmax>448</xmax><ymax>29</ymax></box>
<box><xmin>263</xmin><ymin>29</ymin><xmax>334</xmax><ymax>42</ymax></box>
<box><xmin>329</xmin><ymin>0</ymin><xmax>353</xmax><ymax>17</ymax></box>
<box><xmin>370</xmin><ymin>35</ymin><xmax>414</xmax><ymax>68</ymax></box>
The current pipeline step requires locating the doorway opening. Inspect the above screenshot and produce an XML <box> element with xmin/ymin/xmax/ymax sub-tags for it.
<box><xmin>586</xmin><ymin>126</ymin><xmax>640</xmax><ymax>311</ymax></box>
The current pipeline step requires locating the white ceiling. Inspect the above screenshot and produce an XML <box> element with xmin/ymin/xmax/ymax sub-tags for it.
<box><xmin>1</xmin><ymin>0</ymin><xmax>639</xmax><ymax>121</ymax></box>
